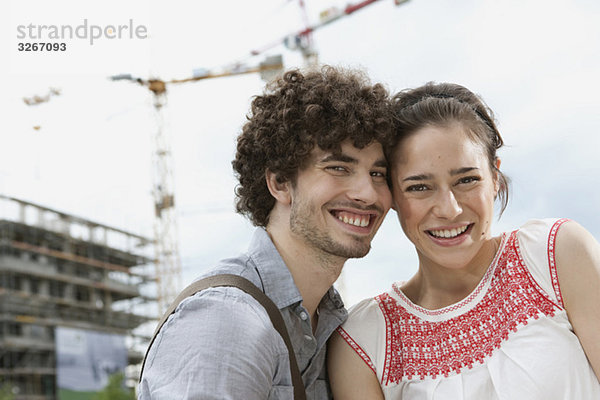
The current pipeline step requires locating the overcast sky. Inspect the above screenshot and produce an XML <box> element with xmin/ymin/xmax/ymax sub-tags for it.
<box><xmin>3</xmin><ymin>0</ymin><xmax>599</xmax><ymax>307</ymax></box>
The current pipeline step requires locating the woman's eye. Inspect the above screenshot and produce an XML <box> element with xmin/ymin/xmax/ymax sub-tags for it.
<box><xmin>457</xmin><ymin>176</ymin><xmax>480</xmax><ymax>185</ymax></box>
<box><xmin>406</xmin><ymin>184</ymin><xmax>428</xmax><ymax>192</ymax></box>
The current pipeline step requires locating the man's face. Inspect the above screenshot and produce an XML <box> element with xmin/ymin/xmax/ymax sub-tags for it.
<box><xmin>288</xmin><ymin>140</ymin><xmax>392</xmax><ymax>260</ymax></box>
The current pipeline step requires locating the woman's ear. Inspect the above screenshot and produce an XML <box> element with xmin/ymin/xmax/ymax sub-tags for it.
<box><xmin>494</xmin><ymin>158</ymin><xmax>502</xmax><ymax>194</ymax></box>
<box><xmin>265</xmin><ymin>169</ymin><xmax>291</xmax><ymax>205</ymax></box>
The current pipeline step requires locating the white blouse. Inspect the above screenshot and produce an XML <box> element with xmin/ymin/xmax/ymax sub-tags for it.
<box><xmin>339</xmin><ymin>219</ymin><xmax>600</xmax><ymax>399</ymax></box>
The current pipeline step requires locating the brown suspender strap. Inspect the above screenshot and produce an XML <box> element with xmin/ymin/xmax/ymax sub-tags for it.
<box><xmin>140</xmin><ymin>274</ymin><xmax>307</xmax><ymax>400</ymax></box>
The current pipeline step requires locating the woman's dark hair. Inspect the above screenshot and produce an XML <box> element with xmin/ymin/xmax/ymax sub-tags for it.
<box><xmin>232</xmin><ymin>65</ymin><xmax>394</xmax><ymax>227</ymax></box>
<box><xmin>390</xmin><ymin>82</ymin><xmax>510</xmax><ymax>216</ymax></box>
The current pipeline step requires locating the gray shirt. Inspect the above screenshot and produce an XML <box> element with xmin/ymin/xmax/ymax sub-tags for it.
<box><xmin>139</xmin><ymin>228</ymin><xmax>347</xmax><ymax>399</ymax></box>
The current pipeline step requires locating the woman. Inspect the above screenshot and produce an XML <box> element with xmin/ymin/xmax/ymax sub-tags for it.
<box><xmin>328</xmin><ymin>82</ymin><xmax>600</xmax><ymax>399</ymax></box>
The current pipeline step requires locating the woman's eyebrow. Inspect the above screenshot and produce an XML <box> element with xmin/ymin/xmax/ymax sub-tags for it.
<box><xmin>450</xmin><ymin>167</ymin><xmax>479</xmax><ymax>175</ymax></box>
<box><xmin>402</xmin><ymin>167</ymin><xmax>480</xmax><ymax>182</ymax></box>
<box><xmin>402</xmin><ymin>173</ymin><xmax>432</xmax><ymax>182</ymax></box>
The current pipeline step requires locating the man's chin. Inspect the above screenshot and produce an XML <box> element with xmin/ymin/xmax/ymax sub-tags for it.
<box><xmin>327</xmin><ymin>239</ymin><xmax>371</xmax><ymax>259</ymax></box>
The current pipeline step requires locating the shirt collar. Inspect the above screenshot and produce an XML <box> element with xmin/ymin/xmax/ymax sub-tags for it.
<box><xmin>321</xmin><ymin>285</ymin><xmax>346</xmax><ymax>311</ymax></box>
<box><xmin>247</xmin><ymin>228</ymin><xmax>347</xmax><ymax>319</ymax></box>
<box><xmin>247</xmin><ymin>228</ymin><xmax>303</xmax><ymax>310</ymax></box>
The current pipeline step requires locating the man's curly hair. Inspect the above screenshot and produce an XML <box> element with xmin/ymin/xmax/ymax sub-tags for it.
<box><xmin>232</xmin><ymin>65</ymin><xmax>394</xmax><ymax>227</ymax></box>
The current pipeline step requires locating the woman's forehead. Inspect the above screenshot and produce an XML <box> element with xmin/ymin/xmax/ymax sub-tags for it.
<box><xmin>393</xmin><ymin>124</ymin><xmax>488</xmax><ymax>170</ymax></box>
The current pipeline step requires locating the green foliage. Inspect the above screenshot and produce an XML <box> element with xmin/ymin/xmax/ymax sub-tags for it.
<box><xmin>92</xmin><ymin>372</ymin><xmax>135</xmax><ymax>400</ymax></box>
<box><xmin>0</xmin><ymin>384</ymin><xmax>14</xmax><ymax>400</ymax></box>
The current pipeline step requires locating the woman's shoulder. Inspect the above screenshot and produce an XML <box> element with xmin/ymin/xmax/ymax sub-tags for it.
<box><xmin>553</xmin><ymin>219</ymin><xmax>599</xmax><ymax>277</ymax></box>
<box><xmin>513</xmin><ymin>218</ymin><xmax>570</xmax><ymax>257</ymax></box>
<box><xmin>346</xmin><ymin>295</ymin><xmax>384</xmax><ymax>324</ymax></box>
<box><xmin>517</xmin><ymin>218</ymin><xmax>594</xmax><ymax>261</ymax></box>
<box><xmin>340</xmin><ymin>289</ymin><xmax>396</xmax><ymax>344</ymax></box>
<box><xmin>337</xmin><ymin>291</ymin><xmax>395</xmax><ymax>382</ymax></box>
<box><xmin>513</xmin><ymin>218</ymin><xmax>572</xmax><ymax>306</ymax></box>
<box><xmin>515</xmin><ymin>217</ymin><xmax>569</xmax><ymax>237</ymax></box>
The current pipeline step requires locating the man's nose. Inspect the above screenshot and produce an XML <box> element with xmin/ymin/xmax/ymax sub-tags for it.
<box><xmin>347</xmin><ymin>174</ymin><xmax>382</xmax><ymax>205</ymax></box>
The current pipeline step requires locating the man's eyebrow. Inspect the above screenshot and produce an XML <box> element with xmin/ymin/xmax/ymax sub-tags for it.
<box><xmin>320</xmin><ymin>154</ymin><xmax>358</xmax><ymax>164</ymax></box>
<box><xmin>450</xmin><ymin>167</ymin><xmax>479</xmax><ymax>175</ymax></box>
<box><xmin>374</xmin><ymin>159</ymin><xmax>388</xmax><ymax>169</ymax></box>
<box><xmin>320</xmin><ymin>154</ymin><xmax>389</xmax><ymax>169</ymax></box>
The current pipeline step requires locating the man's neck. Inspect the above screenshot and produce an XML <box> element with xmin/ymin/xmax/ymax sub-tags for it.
<box><xmin>265</xmin><ymin>225</ymin><xmax>345</xmax><ymax>318</ymax></box>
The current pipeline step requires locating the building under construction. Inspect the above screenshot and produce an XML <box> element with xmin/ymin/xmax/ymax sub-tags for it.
<box><xmin>0</xmin><ymin>195</ymin><xmax>155</xmax><ymax>400</ymax></box>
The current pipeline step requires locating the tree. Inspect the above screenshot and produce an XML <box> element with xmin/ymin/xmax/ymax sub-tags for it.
<box><xmin>0</xmin><ymin>384</ymin><xmax>14</xmax><ymax>400</ymax></box>
<box><xmin>92</xmin><ymin>372</ymin><xmax>135</xmax><ymax>400</ymax></box>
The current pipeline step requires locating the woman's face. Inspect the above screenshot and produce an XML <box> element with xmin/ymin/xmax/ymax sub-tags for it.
<box><xmin>390</xmin><ymin>123</ymin><xmax>499</xmax><ymax>270</ymax></box>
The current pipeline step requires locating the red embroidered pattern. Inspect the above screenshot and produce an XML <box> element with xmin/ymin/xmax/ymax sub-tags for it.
<box><xmin>376</xmin><ymin>230</ymin><xmax>559</xmax><ymax>384</ymax></box>
<box><xmin>547</xmin><ymin>219</ymin><xmax>569</xmax><ymax>307</ymax></box>
<box><xmin>390</xmin><ymin>236</ymin><xmax>501</xmax><ymax>316</ymax></box>
<box><xmin>337</xmin><ymin>327</ymin><xmax>377</xmax><ymax>375</ymax></box>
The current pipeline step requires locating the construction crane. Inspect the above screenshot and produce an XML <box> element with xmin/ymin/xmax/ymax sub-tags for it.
<box><xmin>296</xmin><ymin>0</ymin><xmax>318</xmax><ymax>66</ymax></box>
<box><xmin>110</xmin><ymin>57</ymin><xmax>284</xmax><ymax>315</ymax></box>
<box><xmin>112</xmin><ymin>0</ymin><xmax>410</xmax><ymax>314</ymax></box>
<box><xmin>23</xmin><ymin>88</ymin><xmax>61</xmax><ymax>131</ymax></box>
<box><xmin>233</xmin><ymin>0</ymin><xmax>411</xmax><ymax>67</ymax></box>
<box><xmin>23</xmin><ymin>87</ymin><xmax>61</xmax><ymax>107</ymax></box>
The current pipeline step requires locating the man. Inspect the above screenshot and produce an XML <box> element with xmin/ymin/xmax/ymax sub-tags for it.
<box><xmin>139</xmin><ymin>66</ymin><xmax>394</xmax><ymax>399</ymax></box>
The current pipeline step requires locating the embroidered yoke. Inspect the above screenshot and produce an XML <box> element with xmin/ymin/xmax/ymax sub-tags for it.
<box><xmin>338</xmin><ymin>219</ymin><xmax>600</xmax><ymax>399</ymax></box>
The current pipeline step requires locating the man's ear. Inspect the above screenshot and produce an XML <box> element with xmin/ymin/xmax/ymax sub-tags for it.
<box><xmin>265</xmin><ymin>169</ymin><xmax>291</xmax><ymax>205</ymax></box>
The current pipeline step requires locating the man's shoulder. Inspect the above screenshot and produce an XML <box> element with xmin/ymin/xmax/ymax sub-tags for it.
<box><xmin>141</xmin><ymin>275</ymin><xmax>288</xmax><ymax>399</ymax></box>
<box><xmin>160</xmin><ymin>270</ymin><xmax>281</xmax><ymax>351</ymax></box>
<box><xmin>195</xmin><ymin>253</ymin><xmax>263</xmax><ymax>289</ymax></box>
<box><xmin>174</xmin><ymin>251</ymin><xmax>272</xmax><ymax>323</ymax></box>
<box><xmin>175</xmin><ymin>282</ymin><xmax>276</xmax><ymax>333</ymax></box>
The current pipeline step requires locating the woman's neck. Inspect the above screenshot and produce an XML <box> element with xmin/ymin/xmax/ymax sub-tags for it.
<box><xmin>402</xmin><ymin>236</ymin><xmax>502</xmax><ymax>309</ymax></box>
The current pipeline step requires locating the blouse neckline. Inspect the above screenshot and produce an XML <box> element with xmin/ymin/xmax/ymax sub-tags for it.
<box><xmin>391</xmin><ymin>232</ymin><xmax>509</xmax><ymax>319</ymax></box>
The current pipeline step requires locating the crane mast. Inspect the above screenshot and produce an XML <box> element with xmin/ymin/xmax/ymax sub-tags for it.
<box><xmin>148</xmin><ymin>80</ymin><xmax>181</xmax><ymax>314</ymax></box>
<box><xmin>111</xmin><ymin>0</ymin><xmax>410</xmax><ymax>314</ymax></box>
<box><xmin>111</xmin><ymin>60</ymin><xmax>284</xmax><ymax>315</ymax></box>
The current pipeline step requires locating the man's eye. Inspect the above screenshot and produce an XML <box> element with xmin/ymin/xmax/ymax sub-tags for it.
<box><xmin>326</xmin><ymin>166</ymin><xmax>348</xmax><ymax>173</ymax></box>
<box><xmin>371</xmin><ymin>171</ymin><xmax>387</xmax><ymax>179</ymax></box>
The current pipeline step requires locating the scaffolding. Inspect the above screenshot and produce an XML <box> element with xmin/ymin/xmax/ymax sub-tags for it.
<box><xmin>0</xmin><ymin>195</ymin><xmax>155</xmax><ymax>400</ymax></box>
